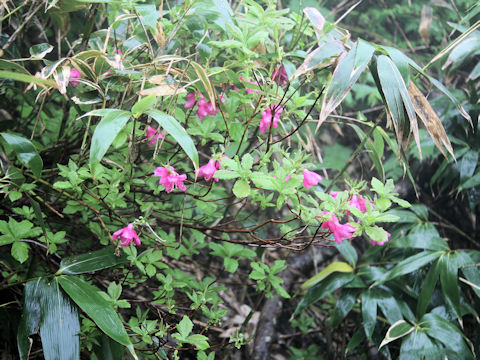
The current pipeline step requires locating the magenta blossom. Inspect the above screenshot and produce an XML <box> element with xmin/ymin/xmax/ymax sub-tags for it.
<box><xmin>112</xmin><ymin>223</ymin><xmax>141</xmax><ymax>247</ymax></box>
<box><xmin>371</xmin><ymin>231</ymin><xmax>391</xmax><ymax>246</ymax></box>
<box><xmin>185</xmin><ymin>92</ymin><xmax>197</xmax><ymax>109</ymax></box>
<box><xmin>70</xmin><ymin>68</ymin><xmax>81</xmax><ymax>87</ymax></box>
<box><xmin>197</xmin><ymin>159</ymin><xmax>218</xmax><ymax>182</ymax></box>
<box><xmin>303</xmin><ymin>169</ymin><xmax>322</xmax><ymax>189</ymax></box>
<box><xmin>146</xmin><ymin>126</ymin><xmax>163</xmax><ymax>146</ymax></box>
<box><xmin>260</xmin><ymin>105</ymin><xmax>283</xmax><ymax>134</ymax></box>
<box><xmin>320</xmin><ymin>212</ymin><xmax>357</xmax><ymax>244</ymax></box>
<box><xmin>349</xmin><ymin>195</ymin><xmax>372</xmax><ymax>214</ymax></box>
<box><xmin>271</xmin><ymin>65</ymin><xmax>288</xmax><ymax>86</ymax></box>
<box><xmin>153</xmin><ymin>166</ymin><xmax>187</xmax><ymax>193</ymax></box>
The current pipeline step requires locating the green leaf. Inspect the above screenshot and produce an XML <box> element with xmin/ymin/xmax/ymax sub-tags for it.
<box><xmin>416</xmin><ymin>260</ymin><xmax>440</xmax><ymax>318</ymax></box>
<box><xmin>224</xmin><ymin>257</ymin><xmax>238</xmax><ymax>273</ymax></box>
<box><xmin>439</xmin><ymin>253</ymin><xmax>461</xmax><ymax>321</ymax></box>
<box><xmin>399</xmin><ymin>330</ymin><xmax>442</xmax><ymax>359</ymax></box>
<box><xmin>12</xmin><ymin>241</ymin><xmax>29</xmax><ymax>263</ymax></box>
<box><xmin>57</xmin><ymin>247</ymin><xmax>128</xmax><ymax>275</ymax></box>
<box><xmin>176</xmin><ymin>315</ymin><xmax>193</xmax><ymax>339</ymax></box>
<box><xmin>319</xmin><ymin>40</ymin><xmax>375</xmax><ymax>127</ymax></box>
<box><xmin>1</xmin><ymin>133</ymin><xmax>43</xmax><ymax>179</ymax></box>
<box><xmin>379</xmin><ymin>320</ymin><xmax>414</xmax><ymax>349</ymax></box>
<box><xmin>88</xmin><ymin>109</ymin><xmax>131</xmax><ymax>173</ymax></box>
<box><xmin>131</xmin><ymin>94</ymin><xmax>157</xmax><ymax>117</ymax></box>
<box><xmin>458</xmin><ymin>252</ymin><xmax>480</xmax><ymax>298</ymax></box>
<box><xmin>0</xmin><ymin>70</ymin><xmax>59</xmax><ymax>88</ymax></box>
<box><xmin>301</xmin><ymin>262</ymin><xmax>353</xmax><ymax>290</ymax></box>
<box><xmin>376</xmin><ymin>55</ymin><xmax>420</xmax><ymax>156</ymax></box>
<box><xmin>233</xmin><ymin>179</ymin><xmax>250</xmax><ymax>198</ymax></box>
<box><xmin>293</xmin><ymin>40</ymin><xmax>344</xmax><ymax>78</ymax></box>
<box><xmin>459</xmin><ymin>150</ymin><xmax>478</xmax><ymax>181</ymax></box>
<box><xmin>186</xmin><ymin>334</ymin><xmax>209</xmax><ymax>350</ymax></box>
<box><xmin>241</xmin><ymin>153</ymin><xmax>253</xmax><ymax>170</ymax></box>
<box><xmin>335</xmin><ymin>240</ymin><xmax>358</xmax><ymax>267</ymax></box>
<box><xmin>349</xmin><ymin>124</ymin><xmax>385</xmax><ymax>181</ymax></box>
<box><xmin>135</xmin><ymin>4</ymin><xmax>160</xmax><ymax>31</ymax></box>
<box><xmin>18</xmin><ymin>278</ymin><xmax>80</xmax><ymax>360</ymax></box>
<box><xmin>146</xmin><ymin>109</ymin><xmax>199</xmax><ymax>169</ymax></box>
<box><xmin>372</xmin><ymin>251</ymin><xmax>442</xmax><ymax>287</ymax></box>
<box><xmin>190</xmin><ymin>61</ymin><xmax>216</xmax><ymax>111</ymax></box>
<box><xmin>361</xmin><ymin>290</ymin><xmax>377</xmax><ymax>339</ymax></box>
<box><xmin>295</xmin><ymin>272</ymin><xmax>355</xmax><ymax>315</ymax></box>
<box><xmin>330</xmin><ymin>289</ymin><xmax>357</xmax><ymax>328</ymax></box>
<box><xmin>29</xmin><ymin>43</ymin><xmax>54</xmax><ymax>59</ymax></box>
<box><xmin>422</xmin><ymin>313</ymin><xmax>474</xmax><ymax>359</ymax></box>
<box><xmin>93</xmin><ymin>333</ymin><xmax>124</xmax><ymax>360</ymax></box>
<box><xmin>58</xmin><ymin>276</ymin><xmax>137</xmax><ymax>359</ymax></box>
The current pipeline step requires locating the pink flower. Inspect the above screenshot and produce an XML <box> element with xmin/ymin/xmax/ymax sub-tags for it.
<box><xmin>116</xmin><ymin>49</ymin><xmax>123</xmax><ymax>55</ymax></box>
<box><xmin>320</xmin><ymin>212</ymin><xmax>357</xmax><ymax>244</ymax></box>
<box><xmin>197</xmin><ymin>159</ymin><xmax>218</xmax><ymax>181</ymax></box>
<box><xmin>153</xmin><ymin>166</ymin><xmax>187</xmax><ymax>193</ymax></box>
<box><xmin>349</xmin><ymin>195</ymin><xmax>372</xmax><ymax>214</ymax></box>
<box><xmin>146</xmin><ymin>126</ymin><xmax>162</xmax><ymax>146</ymax></box>
<box><xmin>303</xmin><ymin>169</ymin><xmax>322</xmax><ymax>189</ymax></box>
<box><xmin>112</xmin><ymin>223</ymin><xmax>141</xmax><ymax>247</ymax></box>
<box><xmin>260</xmin><ymin>105</ymin><xmax>283</xmax><ymax>134</ymax></box>
<box><xmin>239</xmin><ymin>76</ymin><xmax>259</xmax><ymax>94</ymax></box>
<box><xmin>70</xmin><ymin>69</ymin><xmax>81</xmax><ymax>87</ymax></box>
<box><xmin>185</xmin><ymin>92</ymin><xmax>197</xmax><ymax>109</ymax></box>
<box><xmin>330</xmin><ymin>191</ymin><xmax>341</xmax><ymax>200</ymax></box>
<box><xmin>271</xmin><ymin>65</ymin><xmax>288</xmax><ymax>86</ymax></box>
<box><xmin>197</xmin><ymin>97</ymin><xmax>217</xmax><ymax>121</ymax></box>
<box><xmin>371</xmin><ymin>231</ymin><xmax>391</xmax><ymax>246</ymax></box>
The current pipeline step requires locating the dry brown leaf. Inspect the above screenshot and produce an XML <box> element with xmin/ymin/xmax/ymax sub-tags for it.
<box><xmin>419</xmin><ymin>5</ymin><xmax>433</xmax><ymax>45</ymax></box>
<box><xmin>138</xmin><ymin>84</ymin><xmax>186</xmax><ymax>97</ymax></box>
<box><xmin>148</xmin><ymin>75</ymin><xmax>166</xmax><ymax>84</ymax></box>
<box><xmin>0</xmin><ymin>0</ymin><xmax>10</xmax><ymax>13</ymax></box>
<box><xmin>408</xmin><ymin>81</ymin><xmax>455</xmax><ymax>160</ymax></box>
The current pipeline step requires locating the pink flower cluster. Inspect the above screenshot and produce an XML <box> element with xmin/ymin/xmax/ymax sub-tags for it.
<box><xmin>372</xmin><ymin>232</ymin><xmax>391</xmax><ymax>246</ymax></box>
<box><xmin>320</xmin><ymin>212</ymin><xmax>357</xmax><ymax>244</ymax></box>
<box><xmin>112</xmin><ymin>223</ymin><xmax>141</xmax><ymax>247</ymax></box>
<box><xmin>197</xmin><ymin>155</ymin><xmax>227</xmax><ymax>182</ymax></box>
<box><xmin>185</xmin><ymin>92</ymin><xmax>225</xmax><ymax>121</ymax></box>
<box><xmin>153</xmin><ymin>166</ymin><xmax>187</xmax><ymax>193</ymax></box>
<box><xmin>260</xmin><ymin>105</ymin><xmax>284</xmax><ymax>134</ymax></box>
<box><xmin>146</xmin><ymin>126</ymin><xmax>162</xmax><ymax>146</ymax></box>
<box><xmin>331</xmin><ymin>191</ymin><xmax>372</xmax><ymax>214</ymax></box>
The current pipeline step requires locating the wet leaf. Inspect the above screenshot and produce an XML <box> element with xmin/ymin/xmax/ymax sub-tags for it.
<box><xmin>57</xmin><ymin>246</ymin><xmax>128</xmax><ymax>275</ymax></box>
<box><xmin>380</xmin><ymin>320</ymin><xmax>415</xmax><ymax>348</ymax></box>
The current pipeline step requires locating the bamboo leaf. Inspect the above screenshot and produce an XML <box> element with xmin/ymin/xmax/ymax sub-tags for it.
<box><xmin>146</xmin><ymin>109</ymin><xmax>199</xmax><ymax>169</ymax></box>
<box><xmin>379</xmin><ymin>320</ymin><xmax>415</xmax><ymax>349</ymax></box>
<box><xmin>88</xmin><ymin>109</ymin><xmax>131</xmax><ymax>173</ymax></box>
<box><xmin>416</xmin><ymin>259</ymin><xmax>440</xmax><ymax>318</ymax></box>
<box><xmin>191</xmin><ymin>61</ymin><xmax>216</xmax><ymax>110</ymax></box>
<box><xmin>58</xmin><ymin>276</ymin><xmax>137</xmax><ymax>359</ymax></box>
<box><xmin>303</xmin><ymin>7</ymin><xmax>326</xmax><ymax>40</ymax></box>
<box><xmin>318</xmin><ymin>40</ymin><xmax>375</xmax><ymax>129</ymax></box>
<box><xmin>408</xmin><ymin>81</ymin><xmax>454</xmax><ymax>160</ymax></box>
<box><xmin>293</xmin><ymin>40</ymin><xmax>344</xmax><ymax>79</ymax></box>
<box><xmin>0</xmin><ymin>70</ymin><xmax>59</xmax><ymax>89</ymax></box>
<box><xmin>57</xmin><ymin>247</ymin><xmax>128</xmax><ymax>275</ymax></box>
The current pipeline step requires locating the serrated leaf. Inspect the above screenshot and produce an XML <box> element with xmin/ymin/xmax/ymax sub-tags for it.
<box><xmin>1</xmin><ymin>133</ymin><xmax>43</xmax><ymax>179</ymax></box>
<box><xmin>146</xmin><ymin>109</ymin><xmax>199</xmax><ymax>169</ymax></box>
<box><xmin>379</xmin><ymin>320</ymin><xmax>414</xmax><ymax>349</ymax></box>
<box><xmin>58</xmin><ymin>276</ymin><xmax>137</xmax><ymax>359</ymax></box>
<box><xmin>301</xmin><ymin>262</ymin><xmax>353</xmax><ymax>290</ymax></box>
<box><xmin>12</xmin><ymin>241</ymin><xmax>29</xmax><ymax>263</ymax></box>
<box><xmin>241</xmin><ymin>153</ymin><xmax>253</xmax><ymax>170</ymax></box>
<box><xmin>57</xmin><ymin>247</ymin><xmax>128</xmax><ymax>275</ymax></box>
<box><xmin>88</xmin><ymin>109</ymin><xmax>131</xmax><ymax>173</ymax></box>
<box><xmin>224</xmin><ymin>257</ymin><xmax>238</xmax><ymax>273</ymax></box>
<box><xmin>233</xmin><ymin>179</ymin><xmax>250</xmax><ymax>198</ymax></box>
<box><xmin>318</xmin><ymin>40</ymin><xmax>375</xmax><ymax>128</ymax></box>
<box><xmin>176</xmin><ymin>315</ymin><xmax>193</xmax><ymax>339</ymax></box>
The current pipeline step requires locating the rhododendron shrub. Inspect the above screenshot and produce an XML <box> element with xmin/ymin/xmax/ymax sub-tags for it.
<box><xmin>1</xmin><ymin>1</ymin><xmax>475</xmax><ymax>360</ymax></box>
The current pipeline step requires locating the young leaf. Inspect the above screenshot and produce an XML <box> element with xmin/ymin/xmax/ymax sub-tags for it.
<box><xmin>1</xmin><ymin>133</ymin><xmax>43</xmax><ymax>179</ymax></box>
<box><xmin>146</xmin><ymin>109</ymin><xmax>199</xmax><ymax>169</ymax></box>
<box><xmin>232</xmin><ymin>179</ymin><xmax>250</xmax><ymax>198</ymax></box>
<box><xmin>131</xmin><ymin>94</ymin><xmax>157</xmax><ymax>117</ymax></box>
<box><xmin>88</xmin><ymin>109</ymin><xmax>131</xmax><ymax>173</ymax></box>
<box><xmin>176</xmin><ymin>315</ymin><xmax>193</xmax><ymax>340</ymax></box>
<box><xmin>301</xmin><ymin>261</ymin><xmax>353</xmax><ymax>290</ymax></box>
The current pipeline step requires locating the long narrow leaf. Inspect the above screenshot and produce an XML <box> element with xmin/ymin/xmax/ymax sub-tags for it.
<box><xmin>146</xmin><ymin>109</ymin><xmax>199</xmax><ymax>169</ymax></box>
<box><xmin>57</xmin><ymin>247</ymin><xmax>128</xmax><ymax>275</ymax></box>
<box><xmin>1</xmin><ymin>133</ymin><xmax>43</xmax><ymax>179</ymax></box>
<box><xmin>191</xmin><ymin>61</ymin><xmax>216</xmax><ymax>110</ymax></box>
